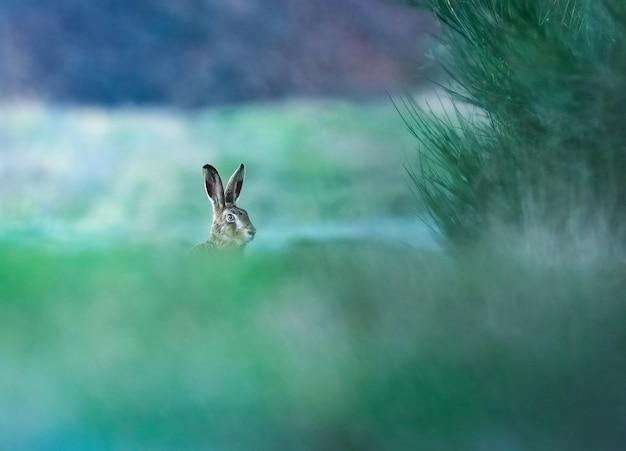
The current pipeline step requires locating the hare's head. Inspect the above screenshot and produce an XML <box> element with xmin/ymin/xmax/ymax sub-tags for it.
<box><xmin>203</xmin><ymin>163</ymin><xmax>256</xmax><ymax>249</ymax></box>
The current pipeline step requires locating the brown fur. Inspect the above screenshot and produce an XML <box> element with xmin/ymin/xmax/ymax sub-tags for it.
<box><xmin>193</xmin><ymin>164</ymin><xmax>255</xmax><ymax>253</ymax></box>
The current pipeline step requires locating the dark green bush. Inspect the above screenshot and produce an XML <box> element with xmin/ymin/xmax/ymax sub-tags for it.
<box><xmin>403</xmin><ymin>0</ymin><xmax>626</xmax><ymax>248</ymax></box>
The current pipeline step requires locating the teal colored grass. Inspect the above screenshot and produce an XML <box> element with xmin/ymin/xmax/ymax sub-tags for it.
<box><xmin>0</xmin><ymin>98</ymin><xmax>624</xmax><ymax>449</ymax></box>
<box><xmin>0</xmin><ymin>242</ymin><xmax>624</xmax><ymax>450</ymax></box>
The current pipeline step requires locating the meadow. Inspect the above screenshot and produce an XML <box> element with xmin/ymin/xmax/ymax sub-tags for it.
<box><xmin>0</xmin><ymin>97</ymin><xmax>624</xmax><ymax>450</ymax></box>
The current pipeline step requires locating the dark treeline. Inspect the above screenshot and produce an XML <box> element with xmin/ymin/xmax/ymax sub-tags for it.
<box><xmin>0</xmin><ymin>0</ymin><xmax>434</xmax><ymax>107</ymax></box>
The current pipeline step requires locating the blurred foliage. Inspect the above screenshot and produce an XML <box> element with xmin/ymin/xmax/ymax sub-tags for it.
<box><xmin>0</xmin><ymin>99</ymin><xmax>417</xmax><ymax>248</ymax></box>
<box><xmin>2</xmin><ymin>3</ymin><xmax>625</xmax><ymax>447</ymax></box>
<box><xmin>0</xmin><ymin>242</ymin><xmax>624</xmax><ymax>449</ymax></box>
<box><xmin>402</xmin><ymin>0</ymin><xmax>626</xmax><ymax>248</ymax></box>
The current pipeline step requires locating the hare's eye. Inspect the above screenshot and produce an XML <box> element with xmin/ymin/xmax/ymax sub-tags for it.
<box><xmin>226</xmin><ymin>213</ymin><xmax>236</xmax><ymax>222</ymax></box>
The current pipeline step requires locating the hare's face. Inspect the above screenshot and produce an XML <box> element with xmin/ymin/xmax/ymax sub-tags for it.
<box><xmin>202</xmin><ymin>163</ymin><xmax>256</xmax><ymax>250</ymax></box>
<box><xmin>212</xmin><ymin>205</ymin><xmax>256</xmax><ymax>247</ymax></box>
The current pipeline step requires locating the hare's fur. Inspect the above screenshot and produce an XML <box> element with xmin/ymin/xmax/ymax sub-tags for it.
<box><xmin>193</xmin><ymin>163</ymin><xmax>255</xmax><ymax>253</ymax></box>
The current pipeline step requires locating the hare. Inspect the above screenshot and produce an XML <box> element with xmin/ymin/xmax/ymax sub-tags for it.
<box><xmin>193</xmin><ymin>163</ymin><xmax>256</xmax><ymax>253</ymax></box>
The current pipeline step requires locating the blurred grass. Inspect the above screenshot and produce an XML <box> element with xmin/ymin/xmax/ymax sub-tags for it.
<box><xmin>1</xmin><ymin>97</ymin><xmax>624</xmax><ymax>449</ymax></box>
<box><xmin>0</xmin><ymin>241</ymin><xmax>624</xmax><ymax>450</ymax></box>
<box><xmin>0</xmin><ymin>99</ymin><xmax>419</xmax><ymax>249</ymax></box>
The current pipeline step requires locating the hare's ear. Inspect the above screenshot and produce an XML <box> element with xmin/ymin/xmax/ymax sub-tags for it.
<box><xmin>224</xmin><ymin>163</ymin><xmax>245</xmax><ymax>204</ymax></box>
<box><xmin>203</xmin><ymin>164</ymin><xmax>225</xmax><ymax>208</ymax></box>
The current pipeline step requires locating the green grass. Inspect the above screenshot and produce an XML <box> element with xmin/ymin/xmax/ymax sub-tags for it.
<box><xmin>0</xmin><ymin>242</ymin><xmax>624</xmax><ymax>450</ymax></box>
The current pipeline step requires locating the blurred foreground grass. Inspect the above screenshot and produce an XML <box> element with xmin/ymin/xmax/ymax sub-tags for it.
<box><xmin>0</xmin><ymin>241</ymin><xmax>624</xmax><ymax>450</ymax></box>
